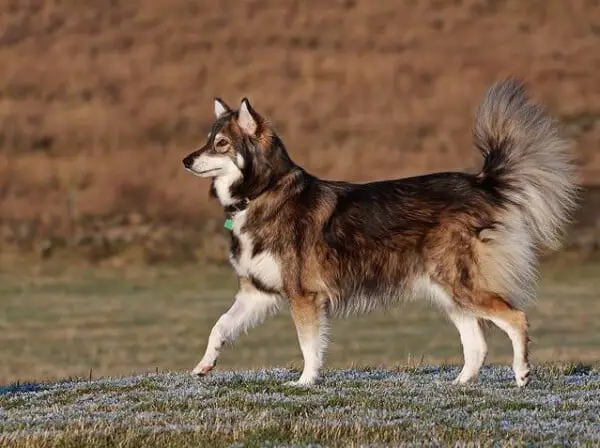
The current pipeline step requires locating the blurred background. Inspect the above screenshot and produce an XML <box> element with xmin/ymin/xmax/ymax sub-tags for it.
<box><xmin>1</xmin><ymin>0</ymin><xmax>599</xmax><ymax>384</ymax></box>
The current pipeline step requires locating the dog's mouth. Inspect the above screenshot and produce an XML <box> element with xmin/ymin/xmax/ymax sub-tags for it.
<box><xmin>185</xmin><ymin>167</ymin><xmax>221</xmax><ymax>177</ymax></box>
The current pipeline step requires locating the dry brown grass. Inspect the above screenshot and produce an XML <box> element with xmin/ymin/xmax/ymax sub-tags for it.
<box><xmin>1</xmin><ymin>0</ymin><xmax>599</xmax><ymax>235</ymax></box>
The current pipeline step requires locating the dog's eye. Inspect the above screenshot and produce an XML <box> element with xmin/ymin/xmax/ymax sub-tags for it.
<box><xmin>215</xmin><ymin>139</ymin><xmax>228</xmax><ymax>151</ymax></box>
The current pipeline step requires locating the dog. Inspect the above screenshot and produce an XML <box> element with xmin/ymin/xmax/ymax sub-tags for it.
<box><xmin>182</xmin><ymin>79</ymin><xmax>578</xmax><ymax>387</ymax></box>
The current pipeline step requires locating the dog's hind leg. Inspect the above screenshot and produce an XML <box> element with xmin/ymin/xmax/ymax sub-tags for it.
<box><xmin>426</xmin><ymin>281</ymin><xmax>488</xmax><ymax>384</ymax></box>
<box><xmin>447</xmin><ymin>311</ymin><xmax>488</xmax><ymax>384</ymax></box>
<box><xmin>465</xmin><ymin>293</ymin><xmax>530</xmax><ymax>387</ymax></box>
<box><xmin>286</xmin><ymin>295</ymin><xmax>329</xmax><ymax>387</ymax></box>
<box><xmin>191</xmin><ymin>277</ymin><xmax>280</xmax><ymax>376</ymax></box>
<box><xmin>482</xmin><ymin>302</ymin><xmax>530</xmax><ymax>387</ymax></box>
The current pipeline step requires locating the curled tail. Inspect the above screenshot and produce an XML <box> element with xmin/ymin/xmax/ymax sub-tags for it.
<box><xmin>473</xmin><ymin>79</ymin><xmax>579</xmax><ymax>308</ymax></box>
<box><xmin>474</xmin><ymin>79</ymin><xmax>580</xmax><ymax>251</ymax></box>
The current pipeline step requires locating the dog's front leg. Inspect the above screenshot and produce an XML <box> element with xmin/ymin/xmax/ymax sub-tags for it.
<box><xmin>286</xmin><ymin>295</ymin><xmax>329</xmax><ymax>387</ymax></box>
<box><xmin>192</xmin><ymin>278</ymin><xmax>280</xmax><ymax>376</ymax></box>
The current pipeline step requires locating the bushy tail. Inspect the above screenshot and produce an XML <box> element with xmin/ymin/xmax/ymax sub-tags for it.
<box><xmin>473</xmin><ymin>79</ymin><xmax>579</xmax><ymax>308</ymax></box>
<box><xmin>474</xmin><ymin>78</ymin><xmax>580</xmax><ymax>251</ymax></box>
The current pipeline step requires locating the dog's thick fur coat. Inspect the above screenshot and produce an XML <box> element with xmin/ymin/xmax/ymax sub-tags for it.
<box><xmin>183</xmin><ymin>79</ymin><xmax>578</xmax><ymax>386</ymax></box>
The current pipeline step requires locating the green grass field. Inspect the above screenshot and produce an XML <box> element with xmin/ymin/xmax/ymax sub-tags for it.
<box><xmin>1</xmin><ymin>258</ymin><xmax>599</xmax><ymax>384</ymax></box>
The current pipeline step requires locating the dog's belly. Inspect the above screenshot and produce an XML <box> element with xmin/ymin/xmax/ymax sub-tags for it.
<box><xmin>328</xmin><ymin>275</ymin><xmax>446</xmax><ymax>316</ymax></box>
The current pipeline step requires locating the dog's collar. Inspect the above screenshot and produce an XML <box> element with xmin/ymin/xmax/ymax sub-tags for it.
<box><xmin>225</xmin><ymin>198</ymin><xmax>250</xmax><ymax>215</ymax></box>
<box><xmin>223</xmin><ymin>198</ymin><xmax>250</xmax><ymax>230</ymax></box>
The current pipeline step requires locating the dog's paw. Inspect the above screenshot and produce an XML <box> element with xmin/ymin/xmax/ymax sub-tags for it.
<box><xmin>191</xmin><ymin>362</ymin><xmax>215</xmax><ymax>377</ymax></box>
<box><xmin>284</xmin><ymin>378</ymin><xmax>315</xmax><ymax>388</ymax></box>
<box><xmin>451</xmin><ymin>375</ymin><xmax>476</xmax><ymax>385</ymax></box>
<box><xmin>515</xmin><ymin>369</ymin><xmax>531</xmax><ymax>387</ymax></box>
<box><xmin>284</xmin><ymin>380</ymin><xmax>306</xmax><ymax>387</ymax></box>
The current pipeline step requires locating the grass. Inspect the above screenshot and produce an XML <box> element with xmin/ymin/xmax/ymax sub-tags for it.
<box><xmin>1</xmin><ymin>365</ymin><xmax>599</xmax><ymax>446</ymax></box>
<box><xmin>1</xmin><ymin>260</ymin><xmax>600</xmax><ymax>385</ymax></box>
<box><xmin>1</xmin><ymin>259</ymin><xmax>599</xmax><ymax>445</ymax></box>
<box><xmin>0</xmin><ymin>261</ymin><xmax>600</xmax><ymax>447</ymax></box>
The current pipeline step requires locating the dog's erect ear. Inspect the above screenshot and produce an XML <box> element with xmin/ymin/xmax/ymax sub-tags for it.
<box><xmin>238</xmin><ymin>98</ymin><xmax>260</xmax><ymax>136</ymax></box>
<box><xmin>214</xmin><ymin>97</ymin><xmax>231</xmax><ymax>119</ymax></box>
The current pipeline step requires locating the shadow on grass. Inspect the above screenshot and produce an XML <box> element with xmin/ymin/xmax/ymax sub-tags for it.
<box><xmin>0</xmin><ymin>382</ymin><xmax>49</xmax><ymax>396</ymax></box>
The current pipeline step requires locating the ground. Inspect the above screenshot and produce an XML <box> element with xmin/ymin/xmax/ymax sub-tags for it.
<box><xmin>1</xmin><ymin>253</ymin><xmax>599</xmax><ymax>446</ymax></box>
<box><xmin>1</xmin><ymin>366</ymin><xmax>599</xmax><ymax>446</ymax></box>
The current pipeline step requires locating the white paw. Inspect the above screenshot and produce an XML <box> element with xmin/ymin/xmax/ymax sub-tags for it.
<box><xmin>191</xmin><ymin>362</ymin><xmax>215</xmax><ymax>376</ymax></box>
<box><xmin>452</xmin><ymin>371</ymin><xmax>477</xmax><ymax>385</ymax></box>
<box><xmin>284</xmin><ymin>378</ymin><xmax>315</xmax><ymax>388</ymax></box>
<box><xmin>515</xmin><ymin>369</ymin><xmax>531</xmax><ymax>387</ymax></box>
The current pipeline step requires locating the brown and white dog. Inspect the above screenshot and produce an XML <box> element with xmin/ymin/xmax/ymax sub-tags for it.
<box><xmin>182</xmin><ymin>79</ymin><xmax>578</xmax><ymax>387</ymax></box>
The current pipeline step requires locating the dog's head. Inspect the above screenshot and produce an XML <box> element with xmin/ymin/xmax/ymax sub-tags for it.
<box><xmin>183</xmin><ymin>98</ymin><xmax>293</xmax><ymax>206</ymax></box>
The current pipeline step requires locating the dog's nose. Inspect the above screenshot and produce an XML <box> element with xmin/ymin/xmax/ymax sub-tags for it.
<box><xmin>182</xmin><ymin>155</ymin><xmax>194</xmax><ymax>168</ymax></box>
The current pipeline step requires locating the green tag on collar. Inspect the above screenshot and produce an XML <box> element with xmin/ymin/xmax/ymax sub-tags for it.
<box><xmin>224</xmin><ymin>218</ymin><xmax>233</xmax><ymax>230</ymax></box>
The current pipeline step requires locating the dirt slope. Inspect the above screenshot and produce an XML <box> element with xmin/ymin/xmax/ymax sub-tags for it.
<box><xmin>0</xmin><ymin>0</ymin><xmax>599</xmax><ymax>260</ymax></box>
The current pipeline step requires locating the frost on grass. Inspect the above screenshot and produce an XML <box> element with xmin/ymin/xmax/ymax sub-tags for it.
<box><xmin>1</xmin><ymin>366</ymin><xmax>599</xmax><ymax>446</ymax></box>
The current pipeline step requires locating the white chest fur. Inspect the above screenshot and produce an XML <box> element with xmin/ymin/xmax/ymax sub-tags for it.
<box><xmin>229</xmin><ymin>211</ymin><xmax>283</xmax><ymax>291</ymax></box>
<box><xmin>214</xmin><ymin>174</ymin><xmax>237</xmax><ymax>206</ymax></box>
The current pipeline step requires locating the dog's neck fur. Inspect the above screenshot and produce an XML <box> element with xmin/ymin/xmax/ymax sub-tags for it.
<box><xmin>211</xmin><ymin>134</ymin><xmax>298</xmax><ymax>216</ymax></box>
